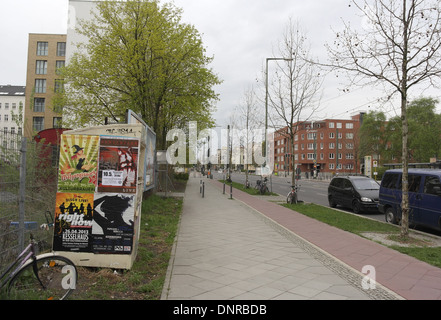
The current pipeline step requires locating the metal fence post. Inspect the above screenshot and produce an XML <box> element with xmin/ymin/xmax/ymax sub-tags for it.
<box><xmin>18</xmin><ymin>137</ymin><xmax>27</xmax><ymax>251</ymax></box>
<box><xmin>230</xmin><ymin>182</ymin><xmax>233</xmax><ymax>199</ymax></box>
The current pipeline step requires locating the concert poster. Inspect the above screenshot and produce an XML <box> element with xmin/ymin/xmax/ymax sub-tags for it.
<box><xmin>53</xmin><ymin>192</ymin><xmax>94</xmax><ymax>252</ymax></box>
<box><xmin>91</xmin><ymin>193</ymin><xmax>135</xmax><ymax>254</ymax></box>
<box><xmin>97</xmin><ymin>137</ymin><xmax>139</xmax><ymax>194</ymax></box>
<box><xmin>58</xmin><ymin>134</ymin><xmax>99</xmax><ymax>193</ymax></box>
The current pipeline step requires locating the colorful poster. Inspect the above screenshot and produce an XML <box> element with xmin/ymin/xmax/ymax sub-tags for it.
<box><xmin>92</xmin><ymin>193</ymin><xmax>135</xmax><ymax>254</ymax></box>
<box><xmin>53</xmin><ymin>193</ymin><xmax>94</xmax><ymax>252</ymax></box>
<box><xmin>58</xmin><ymin>134</ymin><xmax>99</xmax><ymax>193</ymax></box>
<box><xmin>97</xmin><ymin>137</ymin><xmax>139</xmax><ymax>193</ymax></box>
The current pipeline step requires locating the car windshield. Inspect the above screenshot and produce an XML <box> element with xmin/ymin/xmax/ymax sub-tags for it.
<box><xmin>352</xmin><ymin>179</ymin><xmax>379</xmax><ymax>190</ymax></box>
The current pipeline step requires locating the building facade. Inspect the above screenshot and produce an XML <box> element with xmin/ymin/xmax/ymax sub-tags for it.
<box><xmin>274</xmin><ymin>113</ymin><xmax>364</xmax><ymax>177</ymax></box>
<box><xmin>24</xmin><ymin>33</ymin><xmax>66</xmax><ymax>138</ymax></box>
<box><xmin>0</xmin><ymin>85</ymin><xmax>25</xmax><ymax>135</ymax></box>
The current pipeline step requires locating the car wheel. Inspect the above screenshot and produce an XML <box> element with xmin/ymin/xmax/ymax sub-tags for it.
<box><xmin>328</xmin><ymin>196</ymin><xmax>337</xmax><ymax>208</ymax></box>
<box><xmin>385</xmin><ymin>207</ymin><xmax>397</xmax><ymax>224</ymax></box>
<box><xmin>352</xmin><ymin>200</ymin><xmax>361</xmax><ymax>214</ymax></box>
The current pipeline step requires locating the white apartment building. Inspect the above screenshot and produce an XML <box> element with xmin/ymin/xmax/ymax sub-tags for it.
<box><xmin>0</xmin><ymin>85</ymin><xmax>25</xmax><ymax>135</ymax></box>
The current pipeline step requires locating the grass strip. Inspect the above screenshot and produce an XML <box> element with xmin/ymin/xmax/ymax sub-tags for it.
<box><xmin>283</xmin><ymin>202</ymin><xmax>441</xmax><ymax>268</ymax></box>
<box><xmin>73</xmin><ymin>194</ymin><xmax>182</xmax><ymax>300</ymax></box>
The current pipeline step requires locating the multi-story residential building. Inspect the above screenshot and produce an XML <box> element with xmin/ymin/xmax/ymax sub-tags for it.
<box><xmin>0</xmin><ymin>85</ymin><xmax>25</xmax><ymax>135</ymax></box>
<box><xmin>274</xmin><ymin>113</ymin><xmax>365</xmax><ymax>177</ymax></box>
<box><xmin>24</xmin><ymin>33</ymin><xmax>66</xmax><ymax>138</ymax></box>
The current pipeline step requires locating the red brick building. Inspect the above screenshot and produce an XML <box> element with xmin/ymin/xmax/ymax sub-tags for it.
<box><xmin>274</xmin><ymin>113</ymin><xmax>365</xmax><ymax>177</ymax></box>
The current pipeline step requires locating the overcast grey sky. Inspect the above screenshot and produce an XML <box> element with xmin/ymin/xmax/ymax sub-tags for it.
<box><xmin>1</xmin><ymin>0</ymin><xmax>439</xmax><ymax>129</ymax></box>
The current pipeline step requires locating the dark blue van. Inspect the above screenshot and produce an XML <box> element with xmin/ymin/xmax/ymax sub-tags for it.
<box><xmin>379</xmin><ymin>169</ymin><xmax>441</xmax><ymax>231</ymax></box>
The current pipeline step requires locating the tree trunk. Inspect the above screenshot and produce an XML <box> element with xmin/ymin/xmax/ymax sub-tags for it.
<box><xmin>400</xmin><ymin>0</ymin><xmax>409</xmax><ymax>238</ymax></box>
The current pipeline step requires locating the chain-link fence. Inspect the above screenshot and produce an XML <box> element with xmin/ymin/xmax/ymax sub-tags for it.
<box><xmin>0</xmin><ymin>132</ymin><xmax>58</xmax><ymax>269</ymax></box>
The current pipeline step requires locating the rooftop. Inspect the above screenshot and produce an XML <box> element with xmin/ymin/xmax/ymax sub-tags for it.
<box><xmin>0</xmin><ymin>85</ymin><xmax>26</xmax><ymax>96</ymax></box>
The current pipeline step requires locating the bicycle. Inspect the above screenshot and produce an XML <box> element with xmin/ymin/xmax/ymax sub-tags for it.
<box><xmin>0</xmin><ymin>233</ymin><xmax>77</xmax><ymax>300</ymax></box>
<box><xmin>287</xmin><ymin>184</ymin><xmax>299</xmax><ymax>204</ymax></box>
<box><xmin>259</xmin><ymin>177</ymin><xmax>269</xmax><ymax>195</ymax></box>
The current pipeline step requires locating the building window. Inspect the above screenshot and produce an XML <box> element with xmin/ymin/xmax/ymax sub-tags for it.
<box><xmin>4</xmin><ymin>115</ymin><xmax>8</xmax><ymax>122</ymax></box>
<box><xmin>54</xmin><ymin>79</ymin><xmax>64</xmax><ymax>93</ymax></box>
<box><xmin>53</xmin><ymin>117</ymin><xmax>62</xmax><ymax>128</ymax></box>
<box><xmin>346</xmin><ymin>123</ymin><xmax>354</xmax><ymax>129</ymax></box>
<box><xmin>36</xmin><ymin>60</ymin><xmax>47</xmax><ymax>74</ymax></box>
<box><xmin>329</xmin><ymin>132</ymin><xmax>334</xmax><ymax>139</ymax></box>
<box><xmin>329</xmin><ymin>153</ymin><xmax>335</xmax><ymax>159</ymax></box>
<box><xmin>5</xmin><ymin>103</ymin><xmax>9</xmax><ymax>109</ymax></box>
<box><xmin>35</xmin><ymin>79</ymin><xmax>46</xmax><ymax>93</ymax></box>
<box><xmin>33</xmin><ymin>117</ymin><xmax>44</xmax><ymax>131</ymax></box>
<box><xmin>34</xmin><ymin>98</ymin><xmax>45</xmax><ymax>112</ymax></box>
<box><xmin>37</xmin><ymin>42</ymin><xmax>48</xmax><ymax>56</ymax></box>
<box><xmin>56</xmin><ymin>60</ymin><xmax>65</xmax><ymax>75</ymax></box>
<box><xmin>57</xmin><ymin>42</ymin><xmax>66</xmax><ymax>56</ymax></box>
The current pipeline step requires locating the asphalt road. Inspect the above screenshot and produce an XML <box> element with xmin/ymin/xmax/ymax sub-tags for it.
<box><xmin>209</xmin><ymin>170</ymin><xmax>441</xmax><ymax>237</ymax></box>
<box><xmin>212</xmin><ymin>171</ymin><xmax>387</xmax><ymax>223</ymax></box>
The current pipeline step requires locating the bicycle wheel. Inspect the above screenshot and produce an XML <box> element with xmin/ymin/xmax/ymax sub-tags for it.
<box><xmin>8</xmin><ymin>255</ymin><xmax>77</xmax><ymax>300</ymax></box>
<box><xmin>291</xmin><ymin>193</ymin><xmax>298</xmax><ymax>204</ymax></box>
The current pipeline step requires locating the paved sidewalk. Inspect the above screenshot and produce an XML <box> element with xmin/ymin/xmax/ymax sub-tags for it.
<box><xmin>161</xmin><ymin>176</ymin><xmax>411</xmax><ymax>300</ymax></box>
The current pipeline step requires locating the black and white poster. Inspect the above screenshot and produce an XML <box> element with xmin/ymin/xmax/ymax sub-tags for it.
<box><xmin>91</xmin><ymin>193</ymin><xmax>135</xmax><ymax>254</ymax></box>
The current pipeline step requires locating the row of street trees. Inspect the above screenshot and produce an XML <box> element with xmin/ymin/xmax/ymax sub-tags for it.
<box><xmin>60</xmin><ymin>0</ymin><xmax>441</xmax><ymax>238</ymax></box>
<box><xmin>258</xmin><ymin>0</ymin><xmax>441</xmax><ymax>238</ymax></box>
<box><xmin>360</xmin><ymin>97</ymin><xmax>441</xmax><ymax>164</ymax></box>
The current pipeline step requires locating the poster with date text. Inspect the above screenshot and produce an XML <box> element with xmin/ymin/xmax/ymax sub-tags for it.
<box><xmin>97</xmin><ymin>137</ymin><xmax>139</xmax><ymax>193</ymax></box>
<box><xmin>53</xmin><ymin>193</ymin><xmax>94</xmax><ymax>252</ymax></box>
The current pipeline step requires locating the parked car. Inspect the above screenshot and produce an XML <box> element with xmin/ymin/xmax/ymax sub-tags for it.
<box><xmin>379</xmin><ymin>169</ymin><xmax>441</xmax><ymax>231</ymax></box>
<box><xmin>328</xmin><ymin>175</ymin><xmax>380</xmax><ymax>214</ymax></box>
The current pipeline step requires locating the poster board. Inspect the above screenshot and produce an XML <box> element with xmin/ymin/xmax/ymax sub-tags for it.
<box><xmin>53</xmin><ymin>124</ymin><xmax>147</xmax><ymax>269</ymax></box>
<box><xmin>126</xmin><ymin>110</ymin><xmax>156</xmax><ymax>191</ymax></box>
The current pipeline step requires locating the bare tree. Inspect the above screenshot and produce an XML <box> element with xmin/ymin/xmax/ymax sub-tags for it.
<box><xmin>268</xmin><ymin>19</ymin><xmax>323</xmax><ymax>186</ymax></box>
<box><xmin>236</xmin><ymin>86</ymin><xmax>261</xmax><ymax>185</ymax></box>
<box><xmin>326</xmin><ymin>0</ymin><xmax>441</xmax><ymax>237</ymax></box>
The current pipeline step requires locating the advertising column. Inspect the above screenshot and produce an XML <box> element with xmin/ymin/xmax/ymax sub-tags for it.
<box><xmin>52</xmin><ymin>124</ymin><xmax>146</xmax><ymax>269</ymax></box>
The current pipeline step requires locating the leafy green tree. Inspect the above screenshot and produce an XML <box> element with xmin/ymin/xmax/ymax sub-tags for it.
<box><xmin>62</xmin><ymin>0</ymin><xmax>221</xmax><ymax>148</ymax></box>
<box><xmin>388</xmin><ymin>97</ymin><xmax>441</xmax><ymax>162</ymax></box>
<box><xmin>407</xmin><ymin>97</ymin><xmax>441</xmax><ymax>162</ymax></box>
<box><xmin>359</xmin><ymin>111</ymin><xmax>388</xmax><ymax>160</ymax></box>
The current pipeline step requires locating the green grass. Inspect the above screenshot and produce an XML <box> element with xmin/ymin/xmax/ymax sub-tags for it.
<box><xmin>283</xmin><ymin>202</ymin><xmax>441</xmax><ymax>269</ymax></box>
<box><xmin>283</xmin><ymin>203</ymin><xmax>399</xmax><ymax>234</ymax></box>
<box><xmin>71</xmin><ymin>194</ymin><xmax>183</xmax><ymax>300</ymax></box>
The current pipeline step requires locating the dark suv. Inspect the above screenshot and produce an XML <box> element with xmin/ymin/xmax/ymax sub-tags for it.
<box><xmin>328</xmin><ymin>175</ymin><xmax>380</xmax><ymax>214</ymax></box>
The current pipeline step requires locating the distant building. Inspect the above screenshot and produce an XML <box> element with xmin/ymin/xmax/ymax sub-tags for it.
<box><xmin>24</xmin><ymin>33</ymin><xmax>67</xmax><ymax>138</ymax></box>
<box><xmin>274</xmin><ymin>113</ymin><xmax>365</xmax><ymax>177</ymax></box>
<box><xmin>0</xmin><ymin>85</ymin><xmax>25</xmax><ymax>135</ymax></box>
